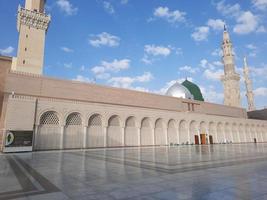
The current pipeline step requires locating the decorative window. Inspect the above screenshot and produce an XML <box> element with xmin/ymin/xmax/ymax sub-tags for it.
<box><xmin>89</xmin><ymin>114</ymin><xmax>102</xmax><ymax>126</ymax></box>
<box><xmin>155</xmin><ymin>119</ymin><xmax>163</xmax><ymax>128</ymax></box>
<box><xmin>141</xmin><ymin>118</ymin><xmax>150</xmax><ymax>128</ymax></box>
<box><xmin>40</xmin><ymin>111</ymin><xmax>59</xmax><ymax>125</ymax></box>
<box><xmin>66</xmin><ymin>113</ymin><xmax>82</xmax><ymax>126</ymax></box>
<box><xmin>108</xmin><ymin>116</ymin><xmax>120</xmax><ymax>126</ymax></box>
<box><xmin>126</xmin><ymin>117</ymin><xmax>135</xmax><ymax>127</ymax></box>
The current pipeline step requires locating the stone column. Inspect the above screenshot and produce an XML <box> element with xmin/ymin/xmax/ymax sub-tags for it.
<box><xmin>206</xmin><ymin>128</ymin><xmax>210</xmax><ymax>144</ymax></box>
<box><xmin>33</xmin><ymin>125</ymin><xmax>39</xmax><ymax>150</ymax></box>
<box><xmin>60</xmin><ymin>126</ymin><xmax>65</xmax><ymax>149</ymax></box>
<box><xmin>198</xmin><ymin>129</ymin><xmax>201</xmax><ymax>145</ymax></box>
<box><xmin>103</xmin><ymin>126</ymin><xmax>107</xmax><ymax>147</ymax></box>
<box><xmin>137</xmin><ymin>124</ymin><xmax>141</xmax><ymax>146</ymax></box>
<box><xmin>83</xmin><ymin>126</ymin><xmax>87</xmax><ymax>149</ymax></box>
<box><xmin>121</xmin><ymin>126</ymin><xmax>125</xmax><ymax>147</ymax></box>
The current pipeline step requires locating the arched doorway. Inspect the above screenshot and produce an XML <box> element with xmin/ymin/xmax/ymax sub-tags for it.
<box><xmin>140</xmin><ymin>117</ymin><xmax>153</xmax><ymax>146</ymax></box>
<box><xmin>239</xmin><ymin>124</ymin><xmax>246</xmax><ymax>143</ymax></box>
<box><xmin>200</xmin><ymin>121</ymin><xmax>207</xmax><ymax>144</ymax></box>
<box><xmin>155</xmin><ymin>118</ymin><xmax>167</xmax><ymax>145</ymax></box>
<box><xmin>217</xmin><ymin>123</ymin><xmax>224</xmax><ymax>143</ymax></box>
<box><xmin>64</xmin><ymin>112</ymin><xmax>83</xmax><ymax>149</ymax></box>
<box><xmin>125</xmin><ymin>116</ymin><xmax>138</xmax><ymax>146</ymax></box>
<box><xmin>87</xmin><ymin>114</ymin><xmax>104</xmax><ymax>148</ymax></box>
<box><xmin>167</xmin><ymin>119</ymin><xmax>178</xmax><ymax>145</ymax></box>
<box><xmin>189</xmin><ymin>121</ymin><xmax>198</xmax><ymax>145</ymax></box>
<box><xmin>179</xmin><ymin>120</ymin><xmax>188</xmax><ymax>144</ymax></box>
<box><xmin>225</xmin><ymin>123</ymin><xmax>232</xmax><ymax>143</ymax></box>
<box><xmin>107</xmin><ymin>115</ymin><xmax>123</xmax><ymax>147</ymax></box>
<box><xmin>36</xmin><ymin>111</ymin><xmax>61</xmax><ymax>150</ymax></box>
<box><xmin>209</xmin><ymin>122</ymin><xmax>217</xmax><ymax>144</ymax></box>
<box><xmin>232</xmin><ymin>124</ymin><xmax>239</xmax><ymax>143</ymax></box>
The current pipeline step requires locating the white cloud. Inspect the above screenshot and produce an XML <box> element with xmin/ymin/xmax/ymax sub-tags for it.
<box><xmin>179</xmin><ymin>65</ymin><xmax>197</xmax><ymax>74</ymax></box>
<box><xmin>233</xmin><ymin>11</ymin><xmax>259</xmax><ymax>34</ymax></box>
<box><xmin>144</xmin><ymin>45</ymin><xmax>171</xmax><ymax>56</ymax></box>
<box><xmin>89</xmin><ymin>32</ymin><xmax>120</xmax><ymax>47</ymax></box>
<box><xmin>200</xmin><ymin>85</ymin><xmax>224</xmax><ymax>103</ymax></box>
<box><xmin>216</xmin><ymin>1</ymin><xmax>241</xmax><ymax>17</ymax></box>
<box><xmin>121</xmin><ymin>0</ymin><xmax>128</xmax><ymax>5</ymax></box>
<box><xmin>252</xmin><ymin>0</ymin><xmax>267</xmax><ymax>10</ymax></box>
<box><xmin>207</xmin><ymin>19</ymin><xmax>225</xmax><ymax>31</ymax></box>
<box><xmin>108</xmin><ymin>72</ymin><xmax>153</xmax><ymax>89</ymax></box>
<box><xmin>256</xmin><ymin>26</ymin><xmax>266</xmax><ymax>33</ymax></box>
<box><xmin>153</xmin><ymin>7</ymin><xmax>186</xmax><ymax>23</ymax></box>
<box><xmin>103</xmin><ymin>1</ymin><xmax>115</xmax><ymax>14</ymax></box>
<box><xmin>191</xmin><ymin>26</ymin><xmax>209</xmax><ymax>42</ymax></box>
<box><xmin>0</xmin><ymin>46</ymin><xmax>14</xmax><ymax>55</ymax></box>
<box><xmin>56</xmin><ymin>0</ymin><xmax>78</xmax><ymax>16</ymax></box>
<box><xmin>91</xmin><ymin>59</ymin><xmax>131</xmax><ymax>79</ymax></box>
<box><xmin>211</xmin><ymin>48</ymin><xmax>223</xmax><ymax>57</ymax></box>
<box><xmin>61</xmin><ymin>46</ymin><xmax>73</xmax><ymax>53</ymax></box>
<box><xmin>73</xmin><ymin>75</ymin><xmax>93</xmax><ymax>83</ymax></box>
<box><xmin>250</xmin><ymin>65</ymin><xmax>267</xmax><ymax>78</ymax></box>
<box><xmin>64</xmin><ymin>63</ymin><xmax>73</xmax><ymax>69</ymax></box>
<box><xmin>216</xmin><ymin>1</ymin><xmax>264</xmax><ymax>35</ymax></box>
<box><xmin>246</xmin><ymin>44</ymin><xmax>257</xmax><ymax>50</ymax></box>
<box><xmin>203</xmin><ymin>69</ymin><xmax>224</xmax><ymax>81</ymax></box>
<box><xmin>254</xmin><ymin>87</ymin><xmax>267</xmax><ymax>96</ymax></box>
<box><xmin>156</xmin><ymin>78</ymin><xmax>193</xmax><ymax>95</ymax></box>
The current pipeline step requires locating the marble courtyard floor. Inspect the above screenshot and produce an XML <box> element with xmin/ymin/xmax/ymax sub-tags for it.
<box><xmin>1</xmin><ymin>144</ymin><xmax>267</xmax><ymax>200</ymax></box>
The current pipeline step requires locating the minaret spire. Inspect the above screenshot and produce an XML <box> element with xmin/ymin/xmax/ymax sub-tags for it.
<box><xmin>243</xmin><ymin>57</ymin><xmax>256</xmax><ymax>111</ymax></box>
<box><xmin>221</xmin><ymin>25</ymin><xmax>241</xmax><ymax>107</ymax></box>
<box><xmin>11</xmin><ymin>0</ymin><xmax>51</xmax><ymax>75</ymax></box>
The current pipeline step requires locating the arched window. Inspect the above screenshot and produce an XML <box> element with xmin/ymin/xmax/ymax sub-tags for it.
<box><xmin>141</xmin><ymin>118</ymin><xmax>151</xmax><ymax>128</ymax></box>
<box><xmin>66</xmin><ymin>113</ymin><xmax>82</xmax><ymax>126</ymax></box>
<box><xmin>108</xmin><ymin>115</ymin><xmax>120</xmax><ymax>126</ymax></box>
<box><xmin>126</xmin><ymin>116</ymin><xmax>136</xmax><ymax>127</ymax></box>
<box><xmin>40</xmin><ymin>111</ymin><xmax>59</xmax><ymax>125</ymax></box>
<box><xmin>155</xmin><ymin>119</ymin><xmax>163</xmax><ymax>128</ymax></box>
<box><xmin>88</xmin><ymin>114</ymin><xmax>102</xmax><ymax>126</ymax></box>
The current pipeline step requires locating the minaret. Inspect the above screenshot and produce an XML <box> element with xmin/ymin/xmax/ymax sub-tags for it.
<box><xmin>221</xmin><ymin>25</ymin><xmax>241</xmax><ymax>107</ymax></box>
<box><xmin>11</xmin><ymin>0</ymin><xmax>51</xmax><ymax>75</ymax></box>
<box><xmin>243</xmin><ymin>57</ymin><xmax>256</xmax><ymax>111</ymax></box>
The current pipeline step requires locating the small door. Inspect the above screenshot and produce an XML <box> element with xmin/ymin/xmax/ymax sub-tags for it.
<box><xmin>209</xmin><ymin>135</ymin><xmax>213</xmax><ymax>144</ymax></box>
<box><xmin>200</xmin><ymin>134</ymin><xmax>206</xmax><ymax>145</ymax></box>
<box><xmin>254</xmin><ymin>138</ymin><xmax>257</xmax><ymax>143</ymax></box>
<box><xmin>194</xmin><ymin>135</ymin><xmax>199</xmax><ymax>145</ymax></box>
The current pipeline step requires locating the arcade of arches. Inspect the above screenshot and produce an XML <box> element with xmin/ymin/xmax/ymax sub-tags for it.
<box><xmin>35</xmin><ymin>110</ymin><xmax>267</xmax><ymax>150</ymax></box>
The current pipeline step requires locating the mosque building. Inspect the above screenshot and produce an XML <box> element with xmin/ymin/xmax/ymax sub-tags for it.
<box><xmin>0</xmin><ymin>0</ymin><xmax>266</xmax><ymax>152</ymax></box>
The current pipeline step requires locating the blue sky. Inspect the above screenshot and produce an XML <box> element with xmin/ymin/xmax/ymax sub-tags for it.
<box><xmin>0</xmin><ymin>0</ymin><xmax>267</xmax><ymax>109</ymax></box>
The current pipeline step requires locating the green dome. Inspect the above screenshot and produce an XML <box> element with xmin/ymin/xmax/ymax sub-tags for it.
<box><xmin>182</xmin><ymin>79</ymin><xmax>204</xmax><ymax>101</ymax></box>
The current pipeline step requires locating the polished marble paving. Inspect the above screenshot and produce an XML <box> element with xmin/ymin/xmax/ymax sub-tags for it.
<box><xmin>1</xmin><ymin>144</ymin><xmax>267</xmax><ymax>200</ymax></box>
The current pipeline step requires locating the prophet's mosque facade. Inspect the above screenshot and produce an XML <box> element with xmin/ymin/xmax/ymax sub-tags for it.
<box><xmin>0</xmin><ymin>0</ymin><xmax>266</xmax><ymax>152</ymax></box>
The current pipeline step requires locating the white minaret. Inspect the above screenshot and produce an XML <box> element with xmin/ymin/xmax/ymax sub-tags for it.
<box><xmin>11</xmin><ymin>0</ymin><xmax>51</xmax><ymax>75</ymax></box>
<box><xmin>221</xmin><ymin>25</ymin><xmax>241</xmax><ymax>107</ymax></box>
<box><xmin>243</xmin><ymin>57</ymin><xmax>256</xmax><ymax>111</ymax></box>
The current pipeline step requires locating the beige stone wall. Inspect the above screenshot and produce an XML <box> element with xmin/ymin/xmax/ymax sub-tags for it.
<box><xmin>2</xmin><ymin>94</ymin><xmax>266</xmax><ymax>151</ymax></box>
<box><xmin>4</xmin><ymin>72</ymin><xmax>247</xmax><ymax>119</ymax></box>
<box><xmin>0</xmin><ymin>56</ymin><xmax>12</xmax><ymax>151</ymax></box>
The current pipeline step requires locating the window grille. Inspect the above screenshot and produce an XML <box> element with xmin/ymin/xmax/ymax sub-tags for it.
<box><xmin>66</xmin><ymin>113</ymin><xmax>82</xmax><ymax>126</ymax></box>
<box><xmin>40</xmin><ymin>111</ymin><xmax>59</xmax><ymax>125</ymax></box>
<box><xmin>89</xmin><ymin>114</ymin><xmax>102</xmax><ymax>126</ymax></box>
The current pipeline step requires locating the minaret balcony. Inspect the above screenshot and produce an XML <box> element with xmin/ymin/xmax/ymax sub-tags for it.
<box><xmin>17</xmin><ymin>5</ymin><xmax>51</xmax><ymax>31</ymax></box>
